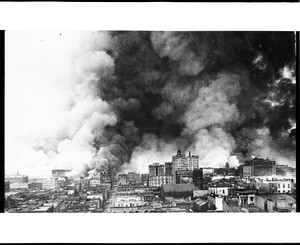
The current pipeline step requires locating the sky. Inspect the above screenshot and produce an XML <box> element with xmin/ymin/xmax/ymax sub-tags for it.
<box><xmin>5</xmin><ymin>31</ymin><xmax>88</xmax><ymax>177</ymax></box>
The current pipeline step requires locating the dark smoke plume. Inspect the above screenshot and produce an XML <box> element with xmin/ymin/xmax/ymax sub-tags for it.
<box><xmin>36</xmin><ymin>31</ymin><xmax>297</xmax><ymax>176</ymax></box>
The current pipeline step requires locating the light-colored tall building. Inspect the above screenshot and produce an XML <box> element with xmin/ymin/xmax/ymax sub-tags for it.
<box><xmin>172</xmin><ymin>150</ymin><xmax>199</xmax><ymax>174</ymax></box>
<box><xmin>41</xmin><ymin>178</ymin><xmax>58</xmax><ymax>189</ymax></box>
<box><xmin>172</xmin><ymin>150</ymin><xmax>186</xmax><ymax>174</ymax></box>
<box><xmin>187</xmin><ymin>154</ymin><xmax>199</xmax><ymax>170</ymax></box>
<box><xmin>149</xmin><ymin>175</ymin><xmax>175</xmax><ymax>188</ymax></box>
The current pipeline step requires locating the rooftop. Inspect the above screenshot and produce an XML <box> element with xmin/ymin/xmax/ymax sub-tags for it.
<box><xmin>162</xmin><ymin>184</ymin><xmax>197</xmax><ymax>193</ymax></box>
<box><xmin>257</xmin><ymin>193</ymin><xmax>296</xmax><ymax>202</ymax></box>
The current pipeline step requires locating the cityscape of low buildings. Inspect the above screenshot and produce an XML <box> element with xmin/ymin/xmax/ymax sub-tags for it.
<box><xmin>4</xmin><ymin>150</ymin><xmax>296</xmax><ymax>213</ymax></box>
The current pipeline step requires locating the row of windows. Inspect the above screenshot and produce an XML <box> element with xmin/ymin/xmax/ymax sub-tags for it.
<box><xmin>278</xmin><ymin>184</ymin><xmax>290</xmax><ymax>188</ymax></box>
<box><xmin>278</xmin><ymin>190</ymin><xmax>290</xmax><ymax>193</ymax></box>
<box><xmin>116</xmin><ymin>203</ymin><xmax>139</xmax><ymax>207</ymax></box>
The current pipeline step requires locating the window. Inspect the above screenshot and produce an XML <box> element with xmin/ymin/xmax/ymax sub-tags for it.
<box><xmin>283</xmin><ymin>184</ymin><xmax>285</xmax><ymax>188</ymax></box>
<box><xmin>288</xmin><ymin>184</ymin><xmax>290</xmax><ymax>188</ymax></box>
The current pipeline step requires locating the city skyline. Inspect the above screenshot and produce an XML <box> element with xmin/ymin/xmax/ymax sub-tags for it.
<box><xmin>4</xmin><ymin>31</ymin><xmax>296</xmax><ymax>213</ymax></box>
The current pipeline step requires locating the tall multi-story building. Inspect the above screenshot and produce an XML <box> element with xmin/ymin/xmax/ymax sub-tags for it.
<box><xmin>193</xmin><ymin>169</ymin><xmax>203</xmax><ymax>189</ymax></box>
<box><xmin>172</xmin><ymin>150</ymin><xmax>199</xmax><ymax>174</ymax></box>
<box><xmin>187</xmin><ymin>153</ymin><xmax>199</xmax><ymax>170</ymax></box>
<box><xmin>149</xmin><ymin>175</ymin><xmax>175</xmax><ymax>188</ymax></box>
<box><xmin>149</xmin><ymin>163</ymin><xmax>165</xmax><ymax>176</ymax></box>
<box><xmin>141</xmin><ymin>174</ymin><xmax>149</xmax><ymax>186</ymax></box>
<box><xmin>165</xmin><ymin>162</ymin><xmax>173</xmax><ymax>176</ymax></box>
<box><xmin>41</xmin><ymin>178</ymin><xmax>58</xmax><ymax>189</ymax></box>
<box><xmin>148</xmin><ymin>163</ymin><xmax>174</xmax><ymax>187</ymax></box>
<box><xmin>175</xmin><ymin>170</ymin><xmax>193</xmax><ymax>184</ymax></box>
<box><xmin>172</xmin><ymin>149</ymin><xmax>186</xmax><ymax>174</ymax></box>
<box><xmin>243</xmin><ymin>165</ymin><xmax>252</xmax><ymax>178</ymax></box>
<box><xmin>243</xmin><ymin>157</ymin><xmax>276</xmax><ymax>177</ymax></box>
<box><xmin>118</xmin><ymin>174</ymin><xmax>127</xmax><ymax>185</ymax></box>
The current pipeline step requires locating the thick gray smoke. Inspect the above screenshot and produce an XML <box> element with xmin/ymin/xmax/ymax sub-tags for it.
<box><xmin>32</xmin><ymin>31</ymin><xmax>296</xmax><ymax>176</ymax></box>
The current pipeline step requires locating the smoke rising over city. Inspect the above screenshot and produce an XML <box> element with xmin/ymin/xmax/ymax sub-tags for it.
<box><xmin>5</xmin><ymin>31</ymin><xmax>296</xmax><ymax>178</ymax></box>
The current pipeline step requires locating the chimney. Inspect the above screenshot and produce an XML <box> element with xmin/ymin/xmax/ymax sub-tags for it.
<box><xmin>189</xmin><ymin>151</ymin><xmax>191</xmax><ymax>157</ymax></box>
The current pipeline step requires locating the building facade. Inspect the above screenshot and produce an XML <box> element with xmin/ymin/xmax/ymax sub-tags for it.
<box><xmin>193</xmin><ymin>169</ymin><xmax>203</xmax><ymax>189</ymax></box>
<box><xmin>187</xmin><ymin>154</ymin><xmax>199</xmax><ymax>170</ymax></box>
<box><xmin>141</xmin><ymin>174</ymin><xmax>149</xmax><ymax>186</ymax></box>
<box><xmin>118</xmin><ymin>174</ymin><xmax>127</xmax><ymax>185</ymax></box>
<box><xmin>5</xmin><ymin>174</ymin><xmax>28</xmax><ymax>183</ymax></box>
<box><xmin>208</xmin><ymin>186</ymin><xmax>231</xmax><ymax>196</ymax></box>
<box><xmin>9</xmin><ymin>182</ymin><xmax>29</xmax><ymax>189</ymax></box>
<box><xmin>149</xmin><ymin>175</ymin><xmax>175</xmax><ymax>188</ymax></box>
<box><xmin>277</xmin><ymin>181</ymin><xmax>292</xmax><ymax>194</ymax></box>
<box><xmin>165</xmin><ymin>162</ymin><xmax>173</xmax><ymax>176</ymax></box>
<box><xmin>243</xmin><ymin>157</ymin><xmax>276</xmax><ymax>177</ymax></box>
<box><xmin>172</xmin><ymin>150</ymin><xmax>199</xmax><ymax>174</ymax></box>
<box><xmin>149</xmin><ymin>163</ymin><xmax>165</xmax><ymax>176</ymax></box>
<box><xmin>41</xmin><ymin>178</ymin><xmax>58</xmax><ymax>189</ymax></box>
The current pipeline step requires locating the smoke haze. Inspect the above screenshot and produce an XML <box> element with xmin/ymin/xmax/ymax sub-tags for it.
<box><xmin>5</xmin><ymin>31</ymin><xmax>296</xmax><ymax>178</ymax></box>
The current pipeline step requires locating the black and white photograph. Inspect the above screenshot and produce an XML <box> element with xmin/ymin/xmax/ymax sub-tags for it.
<box><xmin>1</xmin><ymin>1</ymin><xmax>300</xmax><ymax>244</ymax></box>
<box><xmin>4</xmin><ymin>30</ymin><xmax>297</xmax><ymax>213</ymax></box>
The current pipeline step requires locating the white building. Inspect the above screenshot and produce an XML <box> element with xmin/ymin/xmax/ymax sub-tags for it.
<box><xmin>277</xmin><ymin>181</ymin><xmax>292</xmax><ymax>194</ymax></box>
<box><xmin>187</xmin><ymin>155</ymin><xmax>199</xmax><ymax>170</ymax></box>
<box><xmin>208</xmin><ymin>186</ymin><xmax>231</xmax><ymax>196</ymax></box>
<box><xmin>172</xmin><ymin>150</ymin><xmax>199</xmax><ymax>174</ymax></box>
<box><xmin>149</xmin><ymin>175</ymin><xmax>175</xmax><ymax>187</ymax></box>
<box><xmin>9</xmin><ymin>182</ymin><xmax>29</xmax><ymax>189</ymax></box>
<box><xmin>254</xmin><ymin>177</ymin><xmax>294</xmax><ymax>194</ymax></box>
<box><xmin>112</xmin><ymin>196</ymin><xmax>146</xmax><ymax>208</ymax></box>
<box><xmin>41</xmin><ymin>178</ymin><xmax>58</xmax><ymax>190</ymax></box>
<box><xmin>202</xmin><ymin>168</ymin><xmax>214</xmax><ymax>175</ymax></box>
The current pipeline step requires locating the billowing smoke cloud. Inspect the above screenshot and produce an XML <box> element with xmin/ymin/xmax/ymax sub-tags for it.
<box><xmin>6</xmin><ymin>31</ymin><xmax>296</xmax><ymax>178</ymax></box>
<box><xmin>33</xmin><ymin>34</ymin><xmax>118</xmax><ymax>177</ymax></box>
